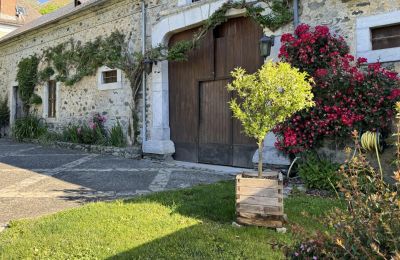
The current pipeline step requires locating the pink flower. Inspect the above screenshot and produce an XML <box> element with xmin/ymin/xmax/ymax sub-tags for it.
<box><xmin>89</xmin><ymin>121</ymin><xmax>96</xmax><ymax>130</ymax></box>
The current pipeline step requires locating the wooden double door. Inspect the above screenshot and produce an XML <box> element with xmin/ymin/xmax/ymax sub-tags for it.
<box><xmin>169</xmin><ymin>17</ymin><xmax>263</xmax><ymax>168</ymax></box>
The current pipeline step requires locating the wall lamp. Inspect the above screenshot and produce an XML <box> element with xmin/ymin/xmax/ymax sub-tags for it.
<box><xmin>260</xmin><ymin>35</ymin><xmax>275</xmax><ymax>58</ymax></box>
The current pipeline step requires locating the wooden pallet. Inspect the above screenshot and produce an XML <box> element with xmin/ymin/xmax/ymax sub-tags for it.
<box><xmin>236</xmin><ymin>172</ymin><xmax>285</xmax><ymax>228</ymax></box>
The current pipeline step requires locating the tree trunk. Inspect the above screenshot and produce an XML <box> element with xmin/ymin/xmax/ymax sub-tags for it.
<box><xmin>258</xmin><ymin>141</ymin><xmax>263</xmax><ymax>178</ymax></box>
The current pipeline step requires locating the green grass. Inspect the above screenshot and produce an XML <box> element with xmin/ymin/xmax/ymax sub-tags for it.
<box><xmin>0</xmin><ymin>181</ymin><xmax>341</xmax><ymax>259</ymax></box>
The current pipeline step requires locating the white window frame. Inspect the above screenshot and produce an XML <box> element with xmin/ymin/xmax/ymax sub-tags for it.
<box><xmin>356</xmin><ymin>10</ymin><xmax>400</xmax><ymax>63</ymax></box>
<box><xmin>97</xmin><ymin>66</ymin><xmax>122</xmax><ymax>90</ymax></box>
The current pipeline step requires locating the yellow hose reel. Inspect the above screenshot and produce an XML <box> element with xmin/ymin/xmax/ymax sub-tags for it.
<box><xmin>360</xmin><ymin>131</ymin><xmax>383</xmax><ymax>153</ymax></box>
<box><xmin>360</xmin><ymin>131</ymin><xmax>384</xmax><ymax>180</ymax></box>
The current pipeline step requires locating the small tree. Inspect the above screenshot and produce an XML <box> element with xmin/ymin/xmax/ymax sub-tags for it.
<box><xmin>227</xmin><ymin>61</ymin><xmax>314</xmax><ymax>177</ymax></box>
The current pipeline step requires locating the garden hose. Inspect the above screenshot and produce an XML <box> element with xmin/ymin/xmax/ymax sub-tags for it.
<box><xmin>360</xmin><ymin>131</ymin><xmax>383</xmax><ymax>180</ymax></box>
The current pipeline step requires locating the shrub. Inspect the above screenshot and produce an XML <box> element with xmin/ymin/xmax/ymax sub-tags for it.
<box><xmin>37</xmin><ymin>131</ymin><xmax>63</xmax><ymax>145</ymax></box>
<box><xmin>62</xmin><ymin>124</ymin><xmax>80</xmax><ymax>143</ymax></box>
<box><xmin>62</xmin><ymin>114</ymin><xmax>108</xmax><ymax>145</ymax></box>
<box><xmin>109</xmin><ymin>122</ymin><xmax>126</xmax><ymax>147</ymax></box>
<box><xmin>12</xmin><ymin>115</ymin><xmax>47</xmax><ymax>141</ymax></box>
<box><xmin>297</xmin><ymin>153</ymin><xmax>340</xmax><ymax>191</ymax></box>
<box><xmin>290</xmin><ymin>130</ymin><xmax>400</xmax><ymax>259</ymax></box>
<box><xmin>274</xmin><ymin>24</ymin><xmax>400</xmax><ymax>154</ymax></box>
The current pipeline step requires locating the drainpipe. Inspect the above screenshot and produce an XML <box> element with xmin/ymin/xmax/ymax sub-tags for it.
<box><xmin>141</xmin><ymin>0</ymin><xmax>147</xmax><ymax>142</ymax></box>
<box><xmin>293</xmin><ymin>0</ymin><xmax>299</xmax><ymax>28</ymax></box>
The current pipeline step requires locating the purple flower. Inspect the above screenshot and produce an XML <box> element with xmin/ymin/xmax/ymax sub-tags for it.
<box><xmin>77</xmin><ymin>127</ymin><xmax>81</xmax><ymax>134</ymax></box>
<box><xmin>313</xmin><ymin>256</ymin><xmax>318</xmax><ymax>260</ymax></box>
<box><xmin>89</xmin><ymin>122</ymin><xmax>96</xmax><ymax>130</ymax></box>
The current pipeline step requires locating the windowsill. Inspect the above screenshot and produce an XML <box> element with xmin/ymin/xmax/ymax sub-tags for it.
<box><xmin>357</xmin><ymin>46</ymin><xmax>400</xmax><ymax>63</ymax></box>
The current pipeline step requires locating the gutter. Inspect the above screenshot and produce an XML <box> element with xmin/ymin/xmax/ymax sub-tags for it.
<box><xmin>293</xmin><ymin>0</ymin><xmax>299</xmax><ymax>28</ymax></box>
<box><xmin>141</xmin><ymin>1</ymin><xmax>147</xmax><ymax>142</ymax></box>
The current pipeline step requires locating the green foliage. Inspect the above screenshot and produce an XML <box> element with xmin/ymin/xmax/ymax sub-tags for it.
<box><xmin>228</xmin><ymin>62</ymin><xmax>314</xmax><ymax>143</ymax></box>
<box><xmin>38</xmin><ymin>67</ymin><xmax>55</xmax><ymax>82</ymax></box>
<box><xmin>109</xmin><ymin>121</ymin><xmax>126</xmax><ymax>147</ymax></box>
<box><xmin>0</xmin><ymin>181</ymin><xmax>340</xmax><ymax>259</ymax></box>
<box><xmin>39</xmin><ymin>3</ymin><xmax>59</xmax><ymax>15</ymax></box>
<box><xmin>246</xmin><ymin>0</ymin><xmax>293</xmax><ymax>31</ymax></box>
<box><xmin>63</xmin><ymin>126</ymin><xmax>107</xmax><ymax>146</ymax></box>
<box><xmin>0</xmin><ymin>97</ymin><xmax>9</xmax><ymax>131</ymax></box>
<box><xmin>298</xmin><ymin>153</ymin><xmax>340</xmax><ymax>191</ymax></box>
<box><xmin>62</xmin><ymin>124</ymin><xmax>80</xmax><ymax>143</ymax></box>
<box><xmin>12</xmin><ymin>115</ymin><xmax>47</xmax><ymax>141</ymax></box>
<box><xmin>290</xmin><ymin>132</ymin><xmax>400</xmax><ymax>259</ymax></box>
<box><xmin>16</xmin><ymin>55</ymin><xmax>39</xmax><ymax>112</ymax></box>
<box><xmin>228</xmin><ymin>61</ymin><xmax>314</xmax><ymax>176</ymax></box>
<box><xmin>37</xmin><ymin>131</ymin><xmax>63</xmax><ymax>145</ymax></box>
<box><xmin>42</xmin><ymin>31</ymin><xmax>125</xmax><ymax>86</ymax></box>
<box><xmin>29</xmin><ymin>93</ymin><xmax>42</xmax><ymax>105</ymax></box>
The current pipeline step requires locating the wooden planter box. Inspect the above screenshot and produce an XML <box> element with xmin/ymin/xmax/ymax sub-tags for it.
<box><xmin>236</xmin><ymin>171</ymin><xmax>285</xmax><ymax>228</ymax></box>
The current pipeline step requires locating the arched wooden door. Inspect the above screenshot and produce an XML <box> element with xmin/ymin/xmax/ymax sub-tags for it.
<box><xmin>169</xmin><ymin>17</ymin><xmax>263</xmax><ymax>168</ymax></box>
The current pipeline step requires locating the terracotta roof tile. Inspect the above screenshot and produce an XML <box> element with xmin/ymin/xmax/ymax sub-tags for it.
<box><xmin>0</xmin><ymin>0</ymin><xmax>104</xmax><ymax>44</ymax></box>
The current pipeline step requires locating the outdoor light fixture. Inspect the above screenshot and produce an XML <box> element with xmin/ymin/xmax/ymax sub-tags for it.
<box><xmin>143</xmin><ymin>58</ymin><xmax>153</xmax><ymax>74</ymax></box>
<box><xmin>260</xmin><ymin>35</ymin><xmax>275</xmax><ymax>58</ymax></box>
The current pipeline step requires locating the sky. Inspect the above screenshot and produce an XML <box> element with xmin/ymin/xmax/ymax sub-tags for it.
<box><xmin>38</xmin><ymin>0</ymin><xmax>49</xmax><ymax>3</ymax></box>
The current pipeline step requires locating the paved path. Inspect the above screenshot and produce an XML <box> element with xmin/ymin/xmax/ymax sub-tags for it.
<box><xmin>0</xmin><ymin>139</ymin><xmax>233</xmax><ymax>229</ymax></box>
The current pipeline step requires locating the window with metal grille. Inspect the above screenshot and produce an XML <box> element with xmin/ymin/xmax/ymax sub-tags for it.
<box><xmin>48</xmin><ymin>81</ymin><xmax>56</xmax><ymax>118</ymax></box>
<box><xmin>102</xmin><ymin>70</ymin><xmax>118</xmax><ymax>84</ymax></box>
<box><xmin>371</xmin><ymin>24</ymin><xmax>400</xmax><ymax>50</ymax></box>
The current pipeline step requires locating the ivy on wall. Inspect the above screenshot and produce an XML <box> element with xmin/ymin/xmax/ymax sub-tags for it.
<box><xmin>15</xmin><ymin>0</ymin><xmax>293</xmax><ymax>142</ymax></box>
<box><xmin>16</xmin><ymin>55</ymin><xmax>41</xmax><ymax>114</ymax></box>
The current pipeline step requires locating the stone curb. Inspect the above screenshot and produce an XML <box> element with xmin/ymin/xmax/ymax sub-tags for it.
<box><xmin>25</xmin><ymin>139</ymin><xmax>142</xmax><ymax>159</ymax></box>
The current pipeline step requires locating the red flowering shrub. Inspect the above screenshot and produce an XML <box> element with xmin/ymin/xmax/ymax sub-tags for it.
<box><xmin>274</xmin><ymin>24</ymin><xmax>400</xmax><ymax>154</ymax></box>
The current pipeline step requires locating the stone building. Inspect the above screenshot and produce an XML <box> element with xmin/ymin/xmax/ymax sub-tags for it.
<box><xmin>0</xmin><ymin>0</ymin><xmax>399</xmax><ymax>167</ymax></box>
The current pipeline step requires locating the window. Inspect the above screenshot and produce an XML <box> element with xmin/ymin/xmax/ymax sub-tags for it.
<box><xmin>356</xmin><ymin>10</ymin><xmax>400</xmax><ymax>63</ymax></box>
<box><xmin>102</xmin><ymin>70</ymin><xmax>118</xmax><ymax>84</ymax></box>
<box><xmin>97</xmin><ymin>66</ymin><xmax>122</xmax><ymax>90</ymax></box>
<box><xmin>48</xmin><ymin>81</ymin><xmax>56</xmax><ymax>118</ymax></box>
<box><xmin>371</xmin><ymin>24</ymin><xmax>400</xmax><ymax>50</ymax></box>
<box><xmin>16</xmin><ymin>6</ymin><xmax>26</xmax><ymax>16</ymax></box>
<box><xmin>74</xmin><ymin>0</ymin><xmax>82</xmax><ymax>7</ymax></box>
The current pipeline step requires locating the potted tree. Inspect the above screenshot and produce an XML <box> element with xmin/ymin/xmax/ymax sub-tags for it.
<box><xmin>227</xmin><ymin>61</ymin><xmax>314</xmax><ymax>227</ymax></box>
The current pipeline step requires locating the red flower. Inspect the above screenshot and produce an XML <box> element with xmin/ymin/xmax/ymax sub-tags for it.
<box><xmin>357</xmin><ymin>57</ymin><xmax>368</xmax><ymax>64</ymax></box>
<box><xmin>295</xmin><ymin>24</ymin><xmax>310</xmax><ymax>36</ymax></box>
<box><xmin>315</xmin><ymin>25</ymin><xmax>330</xmax><ymax>36</ymax></box>
<box><xmin>389</xmin><ymin>89</ymin><xmax>400</xmax><ymax>100</ymax></box>
<box><xmin>281</xmin><ymin>33</ymin><xmax>295</xmax><ymax>43</ymax></box>
<box><xmin>315</xmin><ymin>68</ymin><xmax>328</xmax><ymax>78</ymax></box>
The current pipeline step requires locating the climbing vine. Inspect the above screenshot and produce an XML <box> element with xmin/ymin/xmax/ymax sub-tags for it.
<box><xmin>15</xmin><ymin>0</ymin><xmax>293</xmax><ymax>142</ymax></box>
<box><xmin>16</xmin><ymin>55</ymin><xmax>41</xmax><ymax>113</ymax></box>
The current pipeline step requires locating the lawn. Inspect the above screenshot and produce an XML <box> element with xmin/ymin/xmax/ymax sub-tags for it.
<box><xmin>0</xmin><ymin>181</ymin><xmax>341</xmax><ymax>259</ymax></box>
